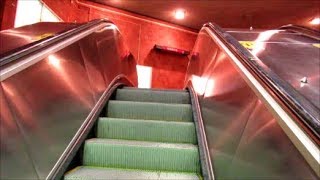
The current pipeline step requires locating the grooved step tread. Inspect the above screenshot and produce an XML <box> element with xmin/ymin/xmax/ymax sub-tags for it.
<box><xmin>107</xmin><ymin>101</ymin><xmax>193</xmax><ymax>122</ymax></box>
<box><xmin>116</xmin><ymin>88</ymin><xmax>190</xmax><ymax>104</ymax></box>
<box><xmin>97</xmin><ymin>118</ymin><xmax>197</xmax><ymax>144</ymax></box>
<box><xmin>123</xmin><ymin>87</ymin><xmax>188</xmax><ymax>93</ymax></box>
<box><xmin>83</xmin><ymin>138</ymin><xmax>200</xmax><ymax>173</ymax></box>
<box><xmin>64</xmin><ymin>166</ymin><xmax>200</xmax><ymax>180</ymax></box>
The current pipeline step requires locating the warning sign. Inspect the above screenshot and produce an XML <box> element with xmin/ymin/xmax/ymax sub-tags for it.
<box><xmin>33</xmin><ymin>33</ymin><xmax>54</xmax><ymax>41</ymax></box>
<box><xmin>239</xmin><ymin>41</ymin><xmax>255</xmax><ymax>50</ymax></box>
<box><xmin>312</xmin><ymin>44</ymin><xmax>320</xmax><ymax>48</ymax></box>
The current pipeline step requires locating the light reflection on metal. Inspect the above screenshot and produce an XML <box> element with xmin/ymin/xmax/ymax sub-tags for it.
<box><xmin>310</xmin><ymin>17</ymin><xmax>320</xmax><ymax>25</ymax></box>
<box><xmin>247</xmin><ymin>117</ymin><xmax>277</xmax><ymax>143</ymax></box>
<box><xmin>3</xmin><ymin>31</ymin><xmax>34</xmax><ymax>41</ymax></box>
<box><xmin>191</xmin><ymin>75</ymin><xmax>207</xmax><ymax>95</ymax></box>
<box><xmin>203</xmin><ymin>78</ymin><xmax>215</xmax><ymax>97</ymax></box>
<box><xmin>48</xmin><ymin>55</ymin><xmax>61</xmax><ymax>68</ymax></box>
<box><xmin>251</xmin><ymin>30</ymin><xmax>282</xmax><ymax>56</ymax></box>
<box><xmin>1</xmin><ymin>83</ymin><xmax>15</xmax><ymax>97</ymax></box>
<box><xmin>47</xmin><ymin>54</ymin><xmax>92</xmax><ymax>108</ymax></box>
<box><xmin>96</xmin><ymin>24</ymin><xmax>118</xmax><ymax>33</ymax></box>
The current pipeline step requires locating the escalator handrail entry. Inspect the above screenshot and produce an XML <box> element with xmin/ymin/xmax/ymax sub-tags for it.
<box><xmin>0</xmin><ymin>19</ymin><xmax>113</xmax><ymax>67</ymax></box>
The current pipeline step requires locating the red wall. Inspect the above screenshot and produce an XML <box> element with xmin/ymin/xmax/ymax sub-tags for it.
<box><xmin>0</xmin><ymin>0</ymin><xmax>17</xmax><ymax>30</ymax></box>
<box><xmin>42</xmin><ymin>0</ymin><xmax>197</xmax><ymax>89</ymax></box>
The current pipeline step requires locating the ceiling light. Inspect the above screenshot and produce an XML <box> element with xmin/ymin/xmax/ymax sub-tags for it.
<box><xmin>310</xmin><ymin>17</ymin><xmax>320</xmax><ymax>25</ymax></box>
<box><xmin>175</xmin><ymin>9</ymin><xmax>185</xmax><ymax>20</ymax></box>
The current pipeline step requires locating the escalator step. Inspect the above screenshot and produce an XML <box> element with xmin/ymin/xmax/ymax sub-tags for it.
<box><xmin>123</xmin><ymin>87</ymin><xmax>188</xmax><ymax>92</ymax></box>
<box><xmin>97</xmin><ymin>117</ymin><xmax>197</xmax><ymax>144</ymax></box>
<box><xmin>107</xmin><ymin>101</ymin><xmax>193</xmax><ymax>122</ymax></box>
<box><xmin>64</xmin><ymin>166</ymin><xmax>200</xmax><ymax>180</ymax></box>
<box><xmin>83</xmin><ymin>138</ymin><xmax>200</xmax><ymax>173</ymax></box>
<box><xmin>116</xmin><ymin>88</ymin><xmax>190</xmax><ymax>104</ymax></box>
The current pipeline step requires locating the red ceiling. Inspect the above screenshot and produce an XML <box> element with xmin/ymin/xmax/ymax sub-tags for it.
<box><xmin>90</xmin><ymin>0</ymin><xmax>320</xmax><ymax>30</ymax></box>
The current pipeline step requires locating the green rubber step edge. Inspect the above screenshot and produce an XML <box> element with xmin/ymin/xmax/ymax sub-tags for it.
<box><xmin>107</xmin><ymin>101</ymin><xmax>193</xmax><ymax>122</ymax></box>
<box><xmin>97</xmin><ymin>117</ymin><xmax>197</xmax><ymax>144</ymax></box>
<box><xmin>83</xmin><ymin>139</ymin><xmax>201</xmax><ymax>173</ymax></box>
<box><xmin>64</xmin><ymin>166</ymin><xmax>201</xmax><ymax>180</ymax></box>
<box><xmin>116</xmin><ymin>88</ymin><xmax>190</xmax><ymax>104</ymax></box>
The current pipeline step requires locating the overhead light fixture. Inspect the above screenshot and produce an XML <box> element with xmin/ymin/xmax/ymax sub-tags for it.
<box><xmin>310</xmin><ymin>17</ymin><xmax>320</xmax><ymax>25</ymax></box>
<box><xmin>175</xmin><ymin>9</ymin><xmax>185</xmax><ymax>20</ymax></box>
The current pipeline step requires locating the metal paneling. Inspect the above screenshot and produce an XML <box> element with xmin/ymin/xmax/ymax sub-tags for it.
<box><xmin>2</xmin><ymin>43</ymin><xmax>96</xmax><ymax>179</ymax></box>
<box><xmin>78</xmin><ymin>30</ymin><xmax>107</xmax><ymax>101</ymax></box>
<box><xmin>0</xmin><ymin>22</ymin><xmax>79</xmax><ymax>55</ymax></box>
<box><xmin>95</xmin><ymin>27</ymin><xmax>137</xmax><ymax>86</ymax></box>
<box><xmin>185</xmin><ymin>28</ymin><xmax>317</xmax><ymax>179</ymax></box>
<box><xmin>0</xmin><ymin>85</ymin><xmax>38</xmax><ymax>179</ymax></box>
<box><xmin>228</xmin><ymin>100</ymin><xmax>317</xmax><ymax>179</ymax></box>
<box><xmin>229</xmin><ymin>30</ymin><xmax>320</xmax><ymax>109</ymax></box>
<box><xmin>0</xmin><ymin>22</ymin><xmax>137</xmax><ymax>179</ymax></box>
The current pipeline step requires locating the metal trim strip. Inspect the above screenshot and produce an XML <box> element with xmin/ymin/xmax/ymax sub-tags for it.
<box><xmin>187</xmin><ymin>83</ymin><xmax>215</xmax><ymax>180</ymax></box>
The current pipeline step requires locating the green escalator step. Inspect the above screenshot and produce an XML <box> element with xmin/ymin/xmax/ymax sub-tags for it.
<box><xmin>83</xmin><ymin>138</ymin><xmax>201</xmax><ymax>173</ymax></box>
<box><xmin>97</xmin><ymin>117</ymin><xmax>197</xmax><ymax>144</ymax></box>
<box><xmin>116</xmin><ymin>88</ymin><xmax>190</xmax><ymax>104</ymax></box>
<box><xmin>64</xmin><ymin>166</ymin><xmax>201</xmax><ymax>180</ymax></box>
<box><xmin>107</xmin><ymin>101</ymin><xmax>193</xmax><ymax>122</ymax></box>
<box><xmin>123</xmin><ymin>87</ymin><xmax>188</xmax><ymax>92</ymax></box>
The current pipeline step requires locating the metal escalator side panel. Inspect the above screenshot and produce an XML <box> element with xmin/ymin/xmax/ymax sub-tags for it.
<box><xmin>205</xmin><ymin>23</ymin><xmax>320</xmax><ymax>141</ymax></box>
<box><xmin>0</xmin><ymin>20</ymin><xmax>137</xmax><ymax>179</ymax></box>
<box><xmin>185</xmin><ymin>25</ymin><xmax>319</xmax><ymax>179</ymax></box>
<box><xmin>0</xmin><ymin>85</ymin><xmax>39</xmax><ymax>179</ymax></box>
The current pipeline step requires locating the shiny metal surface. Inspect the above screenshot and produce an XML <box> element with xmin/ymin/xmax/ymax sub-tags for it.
<box><xmin>279</xmin><ymin>24</ymin><xmax>320</xmax><ymax>41</ymax></box>
<box><xmin>0</xmin><ymin>22</ymin><xmax>79</xmax><ymax>56</ymax></box>
<box><xmin>0</xmin><ymin>21</ymin><xmax>137</xmax><ymax>179</ymax></box>
<box><xmin>0</xmin><ymin>85</ymin><xmax>38</xmax><ymax>179</ymax></box>
<box><xmin>185</xmin><ymin>28</ymin><xmax>318</xmax><ymax>179</ymax></box>
<box><xmin>228</xmin><ymin>100</ymin><xmax>316</xmax><ymax>179</ymax></box>
<box><xmin>205</xmin><ymin>23</ymin><xmax>319</xmax><ymax>156</ymax></box>
<box><xmin>0</xmin><ymin>21</ymin><xmax>109</xmax><ymax>81</ymax></box>
<box><xmin>188</xmin><ymin>84</ymin><xmax>214</xmax><ymax>180</ymax></box>
<box><xmin>228</xmin><ymin>30</ymin><xmax>320</xmax><ymax>109</ymax></box>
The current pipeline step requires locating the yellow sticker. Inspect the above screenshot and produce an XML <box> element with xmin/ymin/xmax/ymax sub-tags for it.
<box><xmin>239</xmin><ymin>41</ymin><xmax>255</xmax><ymax>49</ymax></box>
<box><xmin>33</xmin><ymin>33</ymin><xmax>54</xmax><ymax>40</ymax></box>
<box><xmin>312</xmin><ymin>44</ymin><xmax>320</xmax><ymax>48</ymax></box>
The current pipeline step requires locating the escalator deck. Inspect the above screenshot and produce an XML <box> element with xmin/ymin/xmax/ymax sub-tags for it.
<box><xmin>64</xmin><ymin>87</ymin><xmax>202</xmax><ymax>179</ymax></box>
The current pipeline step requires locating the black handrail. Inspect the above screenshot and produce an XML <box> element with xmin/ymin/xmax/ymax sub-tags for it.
<box><xmin>204</xmin><ymin>22</ymin><xmax>320</xmax><ymax>142</ymax></box>
<box><xmin>0</xmin><ymin>19</ymin><xmax>112</xmax><ymax>67</ymax></box>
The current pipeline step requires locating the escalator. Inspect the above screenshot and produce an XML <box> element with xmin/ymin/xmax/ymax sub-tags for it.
<box><xmin>64</xmin><ymin>87</ymin><xmax>202</xmax><ymax>179</ymax></box>
<box><xmin>1</xmin><ymin>19</ymin><xmax>319</xmax><ymax>180</ymax></box>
